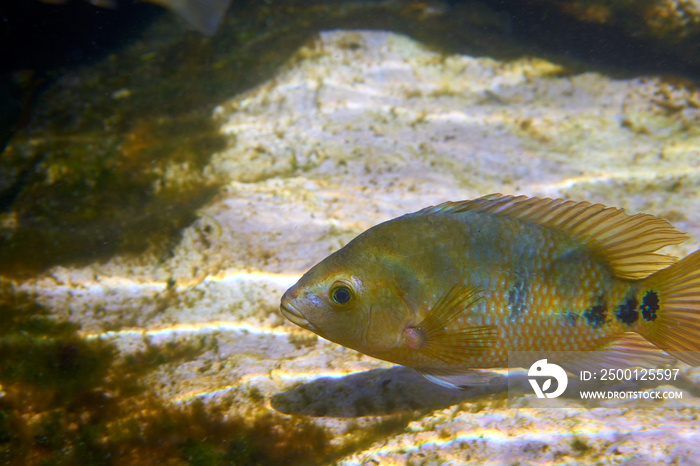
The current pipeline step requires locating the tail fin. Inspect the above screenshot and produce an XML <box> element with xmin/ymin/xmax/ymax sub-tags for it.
<box><xmin>640</xmin><ymin>249</ymin><xmax>700</xmax><ymax>365</ymax></box>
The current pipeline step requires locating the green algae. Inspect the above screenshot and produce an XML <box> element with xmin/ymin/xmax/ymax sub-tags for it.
<box><xmin>123</xmin><ymin>338</ymin><xmax>209</xmax><ymax>378</ymax></box>
<box><xmin>0</xmin><ymin>289</ymin><xmax>115</xmax><ymax>394</ymax></box>
<box><xmin>0</xmin><ymin>113</ymin><xmax>225</xmax><ymax>277</ymax></box>
<box><xmin>0</xmin><ymin>286</ymin><xmax>334</xmax><ymax>465</ymax></box>
<box><xmin>570</xmin><ymin>437</ymin><xmax>591</xmax><ymax>453</ymax></box>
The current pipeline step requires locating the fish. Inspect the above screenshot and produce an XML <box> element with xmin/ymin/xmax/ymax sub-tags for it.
<box><xmin>280</xmin><ymin>194</ymin><xmax>700</xmax><ymax>388</ymax></box>
<box><xmin>41</xmin><ymin>0</ymin><xmax>233</xmax><ymax>35</ymax></box>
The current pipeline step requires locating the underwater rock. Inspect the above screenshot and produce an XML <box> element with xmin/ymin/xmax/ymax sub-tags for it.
<box><xmin>3</xmin><ymin>22</ymin><xmax>700</xmax><ymax>466</ymax></box>
<box><xmin>4</xmin><ymin>0</ymin><xmax>700</xmax><ymax>277</ymax></box>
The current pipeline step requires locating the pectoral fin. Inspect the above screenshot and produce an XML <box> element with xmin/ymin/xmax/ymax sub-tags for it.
<box><xmin>410</xmin><ymin>285</ymin><xmax>498</xmax><ymax>365</ymax></box>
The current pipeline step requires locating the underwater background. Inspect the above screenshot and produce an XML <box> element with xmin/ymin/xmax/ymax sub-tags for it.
<box><xmin>1</xmin><ymin>0</ymin><xmax>700</xmax><ymax>464</ymax></box>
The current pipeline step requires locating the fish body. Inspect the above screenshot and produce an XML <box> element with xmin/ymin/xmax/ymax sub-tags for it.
<box><xmin>280</xmin><ymin>194</ymin><xmax>700</xmax><ymax>387</ymax></box>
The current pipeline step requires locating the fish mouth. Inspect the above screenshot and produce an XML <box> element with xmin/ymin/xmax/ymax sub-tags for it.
<box><xmin>280</xmin><ymin>300</ymin><xmax>314</xmax><ymax>330</ymax></box>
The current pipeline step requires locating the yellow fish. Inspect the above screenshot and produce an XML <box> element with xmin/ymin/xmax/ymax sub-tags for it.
<box><xmin>280</xmin><ymin>194</ymin><xmax>700</xmax><ymax>388</ymax></box>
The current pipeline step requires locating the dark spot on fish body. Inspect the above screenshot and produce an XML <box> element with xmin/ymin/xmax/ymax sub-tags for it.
<box><xmin>582</xmin><ymin>295</ymin><xmax>608</xmax><ymax>328</ymax></box>
<box><xmin>640</xmin><ymin>291</ymin><xmax>659</xmax><ymax>322</ymax></box>
<box><xmin>615</xmin><ymin>294</ymin><xmax>639</xmax><ymax>326</ymax></box>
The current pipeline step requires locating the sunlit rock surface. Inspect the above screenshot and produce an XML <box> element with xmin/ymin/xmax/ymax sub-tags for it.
<box><xmin>6</xmin><ymin>29</ymin><xmax>700</xmax><ymax>464</ymax></box>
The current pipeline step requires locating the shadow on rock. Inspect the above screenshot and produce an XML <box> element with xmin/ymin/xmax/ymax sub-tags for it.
<box><xmin>271</xmin><ymin>366</ymin><xmax>508</xmax><ymax>417</ymax></box>
<box><xmin>273</xmin><ymin>365</ymin><xmax>700</xmax><ymax>415</ymax></box>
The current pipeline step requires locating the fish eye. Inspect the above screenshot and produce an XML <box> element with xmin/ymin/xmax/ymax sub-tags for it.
<box><xmin>329</xmin><ymin>281</ymin><xmax>354</xmax><ymax>306</ymax></box>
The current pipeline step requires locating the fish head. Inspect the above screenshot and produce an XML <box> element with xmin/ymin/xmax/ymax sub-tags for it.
<box><xmin>280</xmin><ymin>244</ymin><xmax>414</xmax><ymax>356</ymax></box>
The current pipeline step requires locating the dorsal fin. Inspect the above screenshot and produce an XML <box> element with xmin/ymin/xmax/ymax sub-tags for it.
<box><xmin>419</xmin><ymin>194</ymin><xmax>688</xmax><ymax>280</ymax></box>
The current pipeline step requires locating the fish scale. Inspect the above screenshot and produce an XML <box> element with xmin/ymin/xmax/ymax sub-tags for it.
<box><xmin>281</xmin><ymin>194</ymin><xmax>700</xmax><ymax>388</ymax></box>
